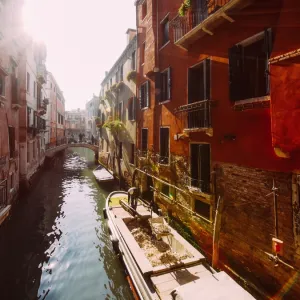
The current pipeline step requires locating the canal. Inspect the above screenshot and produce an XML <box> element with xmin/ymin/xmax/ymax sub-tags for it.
<box><xmin>0</xmin><ymin>148</ymin><xmax>134</xmax><ymax>300</ymax></box>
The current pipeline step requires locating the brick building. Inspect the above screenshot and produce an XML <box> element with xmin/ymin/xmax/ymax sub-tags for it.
<box><xmin>65</xmin><ymin>109</ymin><xmax>86</xmax><ymax>142</ymax></box>
<box><xmin>0</xmin><ymin>0</ymin><xmax>23</xmax><ymax>224</ymax></box>
<box><xmin>45</xmin><ymin>72</ymin><xmax>65</xmax><ymax>147</ymax></box>
<box><xmin>18</xmin><ymin>39</ymin><xmax>48</xmax><ymax>188</ymax></box>
<box><xmin>135</xmin><ymin>0</ymin><xmax>300</xmax><ymax>298</ymax></box>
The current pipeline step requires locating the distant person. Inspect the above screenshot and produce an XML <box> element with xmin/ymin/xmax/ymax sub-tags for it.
<box><xmin>91</xmin><ymin>135</ymin><xmax>94</xmax><ymax>145</ymax></box>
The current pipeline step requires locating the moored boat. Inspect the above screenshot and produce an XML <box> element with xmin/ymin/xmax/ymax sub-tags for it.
<box><xmin>92</xmin><ymin>165</ymin><xmax>114</xmax><ymax>183</ymax></box>
<box><xmin>104</xmin><ymin>190</ymin><xmax>255</xmax><ymax>300</ymax></box>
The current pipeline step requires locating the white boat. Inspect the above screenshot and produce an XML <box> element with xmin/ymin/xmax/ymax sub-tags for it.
<box><xmin>92</xmin><ymin>165</ymin><xmax>114</xmax><ymax>183</ymax></box>
<box><xmin>104</xmin><ymin>190</ymin><xmax>255</xmax><ymax>300</ymax></box>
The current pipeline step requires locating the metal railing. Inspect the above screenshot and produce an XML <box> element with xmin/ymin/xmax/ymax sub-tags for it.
<box><xmin>175</xmin><ymin>100</ymin><xmax>211</xmax><ymax>130</ymax></box>
<box><xmin>0</xmin><ymin>179</ymin><xmax>7</xmax><ymax>209</ymax></box>
<box><xmin>172</xmin><ymin>0</ymin><xmax>231</xmax><ymax>43</ymax></box>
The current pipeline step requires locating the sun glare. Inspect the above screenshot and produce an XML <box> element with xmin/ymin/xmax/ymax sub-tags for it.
<box><xmin>22</xmin><ymin>0</ymin><xmax>47</xmax><ymax>42</ymax></box>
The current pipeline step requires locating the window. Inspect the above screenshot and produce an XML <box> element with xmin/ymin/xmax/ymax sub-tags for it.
<box><xmin>159</xmin><ymin>127</ymin><xmax>169</xmax><ymax>164</ymax></box>
<box><xmin>130</xmin><ymin>143</ymin><xmax>135</xmax><ymax>164</ymax></box>
<box><xmin>10</xmin><ymin>173</ymin><xmax>14</xmax><ymax>190</ymax></box>
<box><xmin>26</xmin><ymin>72</ymin><xmax>30</xmax><ymax>93</ymax></box>
<box><xmin>110</xmin><ymin>78</ymin><xmax>112</xmax><ymax>87</ymax></box>
<box><xmin>141</xmin><ymin>42</ymin><xmax>145</xmax><ymax>65</ymax></box>
<box><xmin>162</xmin><ymin>17</ymin><xmax>169</xmax><ymax>46</ymax></box>
<box><xmin>119</xmin><ymin>142</ymin><xmax>123</xmax><ymax>159</ymax></box>
<box><xmin>118</xmin><ymin>102</ymin><xmax>123</xmax><ymax>120</ymax></box>
<box><xmin>188</xmin><ymin>59</ymin><xmax>211</xmax><ymax>128</ymax></box>
<box><xmin>116</xmin><ymin>71</ymin><xmax>119</xmax><ymax>83</ymax></box>
<box><xmin>106</xmin><ymin>141</ymin><xmax>109</xmax><ymax>152</ymax></box>
<box><xmin>188</xmin><ymin>58</ymin><xmax>210</xmax><ymax>104</ymax></box>
<box><xmin>128</xmin><ymin>97</ymin><xmax>136</xmax><ymax>121</ymax></box>
<box><xmin>132</xmin><ymin>51</ymin><xmax>136</xmax><ymax>70</ymax></box>
<box><xmin>161</xmin><ymin>183</ymin><xmax>170</xmax><ymax>197</ymax></box>
<box><xmin>8</xmin><ymin>126</ymin><xmax>15</xmax><ymax>158</ymax></box>
<box><xmin>139</xmin><ymin>81</ymin><xmax>150</xmax><ymax>109</ymax></box>
<box><xmin>195</xmin><ymin>199</ymin><xmax>210</xmax><ymax>220</ymax></box>
<box><xmin>190</xmin><ymin>144</ymin><xmax>210</xmax><ymax>193</ymax></box>
<box><xmin>0</xmin><ymin>75</ymin><xmax>5</xmax><ymax>96</ymax></box>
<box><xmin>141</xmin><ymin>128</ymin><xmax>148</xmax><ymax>155</ymax></box>
<box><xmin>51</xmin><ymin>83</ymin><xmax>52</xmax><ymax>89</ymax></box>
<box><xmin>142</xmin><ymin>1</ymin><xmax>147</xmax><ymax>19</ymax></box>
<box><xmin>27</xmin><ymin>142</ymin><xmax>30</xmax><ymax>163</ymax></box>
<box><xmin>33</xmin><ymin>81</ymin><xmax>36</xmax><ymax>98</ymax></box>
<box><xmin>33</xmin><ymin>141</ymin><xmax>36</xmax><ymax>159</ymax></box>
<box><xmin>229</xmin><ymin>29</ymin><xmax>272</xmax><ymax>101</ymax></box>
<box><xmin>160</xmin><ymin>68</ymin><xmax>171</xmax><ymax>102</ymax></box>
<box><xmin>120</xmin><ymin>64</ymin><xmax>123</xmax><ymax>81</ymax></box>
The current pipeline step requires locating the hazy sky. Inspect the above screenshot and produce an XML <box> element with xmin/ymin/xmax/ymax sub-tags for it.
<box><xmin>23</xmin><ymin>0</ymin><xmax>136</xmax><ymax>110</ymax></box>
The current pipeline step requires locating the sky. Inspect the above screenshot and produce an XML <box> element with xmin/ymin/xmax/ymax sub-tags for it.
<box><xmin>22</xmin><ymin>0</ymin><xmax>136</xmax><ymax>110</ymax></box>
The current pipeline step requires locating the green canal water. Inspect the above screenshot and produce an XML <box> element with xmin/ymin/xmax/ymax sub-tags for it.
<box><xmin>0</xmin><ymin>148</ymin><xmax>133</xmax><ymax>300</ymax></box>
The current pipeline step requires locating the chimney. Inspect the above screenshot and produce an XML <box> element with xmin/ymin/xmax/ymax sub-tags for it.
<box><xmin>126</xmin><ymin>28</ymin><xmax>137</xmax><ymax>44</ymax></box>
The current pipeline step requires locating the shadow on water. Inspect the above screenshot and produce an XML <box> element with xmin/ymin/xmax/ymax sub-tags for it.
<box><xmin>0</xmin><ymin>148</ymin><xmax>133</xmax><ymax>300</ymax></box>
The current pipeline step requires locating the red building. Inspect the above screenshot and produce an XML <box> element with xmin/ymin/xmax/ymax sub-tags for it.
<box><xmin>135</xmin><ymin>0</ymin><xmax>300</xmax><ymax>298</ymax></box>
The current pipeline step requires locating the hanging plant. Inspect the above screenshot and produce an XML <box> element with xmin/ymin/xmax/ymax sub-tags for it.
<box><xmin>110</xmin><ymin>83</ymin><xmax>118</xmax><ymax>94</ymax></box>
<box><xmin>105</xmin><ymin>90</ymin><xmax>113</xmax><ymax>101</ymax></box>
<box><xmin>116</xmin><ymin>81</ymin><xmax>125</xmax><ymax>91</ymax></box>
<box><xmin>178</xmin><ymin>0</ymin><xmax>191</xmax><ymax>16</ymax></box>
<box><xmin>126</xmin><ymin>70</ymin><xmax>137</xmax><ymax>83</ymax></box>
<box><xmin>103</xmin><ymin>119</ymin><xmax>124</xmax><ymax>135</ymax></box>
<box><xmin>95</xmin><ymin>117</ymin><xmax>101</xmax><ymax>125</ymax></box>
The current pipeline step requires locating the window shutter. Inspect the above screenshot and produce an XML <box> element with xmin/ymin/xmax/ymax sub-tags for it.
<box><xmin>133</xmin><ymin>96</ymin><xmax>136</xmax><ymax>120</ymax></box>
<box><xmin>167</xmin><ymin>67</ymin><xmax>171</xmax><ymax>100</ymax></box>
<box><xmin>138</xmin><ymin>86</ymin><xmax>142</xmax><ymax>108</ymax></box>
<box><xmin>205</xmin><ymin>59</ymin><xmax>211</xmax><ymax>100</ymax></box>
<box><xmin>264</xmin><ymin>28</ymin><xmax>273</xmax><ymax>95</ymax></box>
<box><xmin>228</xmin><ymin>45</ymin><xmax>243</xmax><ymax>101</ymax></box>
<box><xmin>146</xmin><ymin>81</ymin><xmax>150</xmax><ymax>107</ymax></box>
<box><xmin>155</xmin><ymin>72</ymin><xmax>162</xmax><ymax>103</ymax></box>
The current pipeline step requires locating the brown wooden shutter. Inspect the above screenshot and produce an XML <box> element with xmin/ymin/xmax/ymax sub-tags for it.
<box><xmin>228</xmin><ymin>45</ymin><xmax>243</xmax><ymax>101</ymax></box>
<box><xmin>264</xmin><ymin>28</ymin><xmax>273</xmax><ymax>95</ymax></box>
<box><xmin>167</xmin><ymin>67</ymin><xmax>171</xmax><ymax>100</ymax></box>
<box><xmin>146</xmin><ymin>81</ymin><xmax>150</xmax><ymax>107</ymax></box>
<box><xmin>205</xmin><ymin>59</ymin><xmax>211</xmax><ymax>100</ymax></box>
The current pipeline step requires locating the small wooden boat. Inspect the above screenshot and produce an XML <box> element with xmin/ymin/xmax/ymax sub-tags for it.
<box><xmin>104</xmin><ymin>191</ymin><xmax>255</xmax><ymax>300</ymax></box>
<box><xmin>92</xmin><ymin>165</ymin><xmax>114</xmax><ymax>183</ymax></box>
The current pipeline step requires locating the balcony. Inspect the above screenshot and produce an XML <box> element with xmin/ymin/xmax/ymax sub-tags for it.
<box><xmin>175</xmin><ymin>100</ymin><xmax>212</xmax><ymax>135</ymax></box>
<box><xmin>37</xmin><ymin>63</ymin><xmax>47</xmax><ymax>84</ymax></box>
<box><xmin>171</xmin><ymin>0</ymin><xmax>252</xmax><ymax>49</ymax></box>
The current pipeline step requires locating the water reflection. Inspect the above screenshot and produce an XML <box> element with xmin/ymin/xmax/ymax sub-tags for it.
<box><xmin>0</xmin><ymin>148</ymin><xmax>133</xmax><ymax>300</ymax></box>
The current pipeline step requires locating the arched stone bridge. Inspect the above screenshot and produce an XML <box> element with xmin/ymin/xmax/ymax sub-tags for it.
<box><xmin>45</xmin><ymin>143</ymin><xmax>99</xmax><ymax>158</ymax></box>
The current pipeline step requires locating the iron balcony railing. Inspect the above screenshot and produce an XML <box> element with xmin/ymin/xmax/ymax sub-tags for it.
<box><xmin>175</xmin><ymin>100</ymin><xmax>212</xmax><ymax>130</ymax></box>
<box><xmin>172</xmin><ymin>0</ymin><xmax>231</xmax><ymax>43</ymax></box>
<box><xmin>0</xmin><ymin>179</ymin><xmax>7</xmax><ymax>209</ymax></box>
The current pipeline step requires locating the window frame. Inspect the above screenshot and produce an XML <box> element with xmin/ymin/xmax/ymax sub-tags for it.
<box><xmin>190</xmin><ymin>143</ymin><xmax>211</xmax><ymax>194</ymax></box>
<box><xmin>130</xmin><ymin>143</ymin><xmax>135</xmax><ymax>165</ymax></box>
<box><xmin>0</xmin><ymin>74</ymin><xmax>5</xmax><ymax>97</ymax></box>
<box><xmin>141</xmin><ymin>42</ymin><xmax>146</xmax><ymax>65</ymax></box>
<box><xmin>229</xmin><ymin>29</ymin><xmax>272</xmax><ymax>102</ymax></box>
<box><xmin>128</xmin><ymin>97</ymin><xmax>136</xmax><ymax>121</ymax></box>
<box><xmin>159</xmin><ymin>127</ymin><xmax>170</xmax><ymax>165</ymax></box>
<box><xmin>161</xmin><ymin>15</ymin><xmax>170</xmax><ymax>47</ymax></box>
<box><xmin>131</xmin><ymin>51</ymin><xmax>136</xmax><ymax>70</ymax></box>
<box><xmin>159</xmin><ymin>67</ymin><xmax>171</xmax><ymax>103</ymax></box>
<box><xmin>26</xmin><ymin>72</ymin><xmax>30</xmax><ymax>93</ymax></box>
<box><xmin>139</xmin><ymin>81</ymin><xmax>150</xmax><ymax>109</ymax></box>
<box><xmin>141</xmin><ymin>128</ymin><xmax>148</xmax><ymax>156</ymax></box>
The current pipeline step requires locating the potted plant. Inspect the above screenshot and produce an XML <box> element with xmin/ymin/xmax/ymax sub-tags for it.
<box><xmin>178</xmin><ymin>0</ymin><xmax>191</xmax><ymax>16</ymax></box>
<box><xmin>126</xmin><ymin>70</ymin><xmax>137</xmax><ymax>83</ymax></box>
